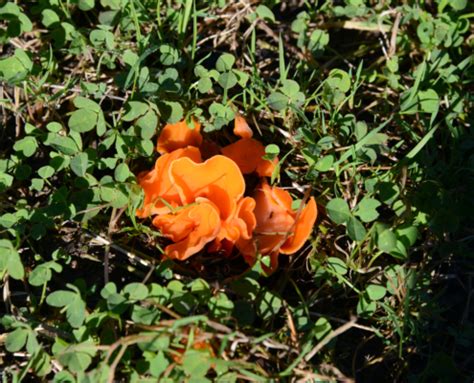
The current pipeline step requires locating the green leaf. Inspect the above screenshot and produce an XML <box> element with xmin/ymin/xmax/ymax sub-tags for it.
<box><xmin>234</xmin><ymin>70</ymin><xmax>249</xmax><ymax>87</ymax></box>
<box><xmin>56</xmin><ymin>341</ymin><xmax>96</xmax><ymax>372</ymax></box>
<box><xmin>0</xmin><ymin>213</ymin><xmax>17</xmax><ymax>228</ymax></box>
<box><xmin>327</xmin><ymin>69</ymin><xmax>351</xmax><ymax>92</ymax></box>
<box><xmin>38</xmin><ymin>165</ymin><xmax>55</xmax><ymax>179</ymax></box>
<box><xmin>100</xmin><ymin>185</ymin><xmax>128</xmax><ymax>208</ymax></box>
<box><xmin>418</xmin><ymin>89</ymin><xmax>439</xmax><ymax>114</ymax></box>
<box><xmin>197</xmin><ymin>77</ymin><xmax>212</xmax><ymax>93</ymax></box>
<box><xmin>123</xmin><ymin>282</ymin><xmax>148</xmax><ymax>301</ymax></box>
<box><xmin>280</xmin><ymin>79</ymin><xmax>300</xmax><ymax>97</ymax></box>
<box><xmin>73</xmin><ymin>97</ymin><xmax>101</xmax><ymax>112</ymax></box>
<box><xmin>96</xmin><ymin>112</ymin><xmax>106</xmax><ymax>136</ymax></box>
<box><xmin>326</xmin><ymin>257</ymin><xmax>347</xmax><ymax>275</ymax></box>
<box><xmin>68</xmin><ymin>109</ymin><xmax>98</xmax><ymax>133</ymax></box>
<box><xmin>28</xmin><ymin>266</ymin><xmax>51</xmax><ymax>286</ymax></box>
<box><xmin>208</xmin><ymin>293</ymin><xmax>234</xmax><ymax>318</ymax></box>
<box><xmin>0</xmin><ymin>172</ymin><xmax>14</xmax><ymax>191</ymax></box>
<box><xmin>123</xmin><ymin>49</ymin><xmax>139</xmax><ymax>66</ymax></box>
<box><xmin>100</xmin><ymin>0</ymin><xmax>122</xmax><ymax>9</ymax></box>
<box><xmin>77</xmin><ymin>0</ymin><xmax>95</xmax><ymax>11</ymax></box>
<box><xmin>0</xmin><ymin>239</ymin><xmax>24</xmax><ymax>280</ymax></box>
<box><xmin>267</xmin><ymin>92</ymin><xmax>289</xmax><ymax>111</ymax></box>
<box><xmin>377</xmin><ymin>182</ymin><xmax>400</xmax><ymax>205</ymax></box>
<box><xmin>31</xmin><ymin>178</ymin><xmax>44</xmax><ymax>191</ymax></box>
<box><xmin>6</xmin><ymin>328</ymin><xmax>28</xmax><ymax>352</ymax></box>
<box><xmin>0</xmin><ymin>49</ymin><xmax>32</xmax><ymax>82</ymax></box>
<box><xmin>31</xmin><ymin>349</ymin><xmax>52</xmax><ymax>377</ymax></box>
<box><xmin>114</xmin><ymin>163</ymin><xmax>130</xmax><ymax>182</ymax></box>
<box><xmin>255</xmin><ymin>5</ymin><xmax>275</xmax><ymax>22</ymax></box>
<box><xmin>29</xmin><ymin>262</ymin><xmax>62</xmax><ymax>286</ymax></box>
<box><xmin>67</xmin><ymin>298</ymin><xmax>86</xmax><ymax>328</ymax></box>
<box><xmin>70</xmin><ymin>152</ymin><xmax>89</xmax><ymax>177</ymax></box>
<box><xmin>215</xmin><ymin>53</ymin><xmax>235</xmax><ymax>72</ymax></box>
<box><xmin>13</xmin><ymin>49</ymin><xmax>32</xmax><ymax>71</ymax></box>
<box><xmin>122</xmin><ymin>101</ymin><xmax>149</xmax><ymax>121</ymax></box>
<box><xmin>395</xmin><ymin>224</ymin><xmax>418</xmax><ymax>249</ymax></box>
<box><xmin>46</xmin><ymin>135</ymin><xmax>79</xmax><ymax>155</ymax></box>
<box><xmin>0</xmin><ymin>3</ymin><xmax>21</xmax><ymax>16</ymax></box>
<box><xmin>137</xmin><ymin>109</ymin><xmax>158</xmax><ymax>139</ymax></box>
<box><xmin>354</xmin><ymin>121</ymin><xmax>368</xmax><ymax>140</ymax></box>
<box><xmin>347</xmin><ymin>216</ymin><xmax>366</xmax><ymax>241</ymax></box>
<box><xmin>376</xmin><ymin>225</ymin><xmax>397</xmax><ymax>253</ymax></box>
<box><xmin>182</xmin><ymin>350</ymin><xmax>212</xmax><ymax>377</ymax></box>
<box><xmin>218</xmin><ymin>71</ymin><xmax>237</xmax><ymax>90</ymax></box>
<box><xmin>26</xmin><ymin>330</ymin><xmax>40</xmax><ymax>354</ymax></box>
<box><xmin>106</xmin><ymin>293</ymin><xmax>128</xmax><ymax>312</ymax></box>
<box><xmin>101</xmin><ymin>282</ymin><xmax>117</xmax><ymax>299</ymax></box>
<box><xmin>131</xmin><ymin>305</ymin><xmax>159</xmax><ymax>325</ymax></box>
<box><xmin>450</xmin><ymin>0</ymin><xmax>467</xmax><ymax>10</ymax></box>
<box><xmin>264</xmin><ymin>144</ymin><xmax>280</xmax><ymax>160</ymax></box>
<box><xmin>386</xmin><ymin>57</ymin><xmax>399</xmax><ymax>73</ymax></box>
<box><xmin>150</xmin><ymin>351</ymin><xmax>169</xmax><ymax>378</ymax></box>
<box><xmin>326</xmin><ymin>198</ymin><xmax>351</xmax><ymax>224</ymax></box>
<box><xmin>313</xmin><ymin>317</ymin><xmax>332</xmax><ymax>340</ymax></box>
<box><xmin>159</xmin><ymin>44</ymin><xmax>179</xmax><ymax>66</ymax></box>
<box><xmin>366</xmin><ymin>284</ymin><xmax>387</xmax><ymax>301</ymax></box>
<box><xmin>257</xmin><ymin>290</ymin><xmax>282</xmax><ymax>320</ymax></box>
<box><xmin>314</xmin><ymin>155</ymin><xmax>334</xmax><ymax>172</ymax></box>
<box><xmin>309</xmin><ymin>29</ymin><xmax>330</xmax><ymax>51</ymax></box>
<box><xmin>140</xmin><ymin>139</ymin><xmax>154</xmax><ymax>156</ymax></box>
<box><xmin>357</xmin><ymin>293</ymin><xmax>376</xmax><ymax>317</ymax></box>
<box><xmin>14</xmin><ymin>136</ymin><xmax>38</xmax><ymax>157</ymax></box>
<box><xmin>161</xmin><ymin>101</ymin><xmax>183</xmax><ymax>124</ymax></box>
<box><xmin>354</xmin><ymin>197</ymin><xmax>381</xmax><ymax>223</ymax></box>
<box><xmin>46</xmin><ymin>291</ymin><xmax>77</xmax><ymax>307</ymax></box>
<box><xmin>138</xmin><ymin>333</ymin><xmax>170</xmax><ymax>352</ymax></box>
<box><xmin>90</xmin><ymin>29</ymin><xmax>115</xmax><ymax>49</ymax></box>
<box><xmin>194</xmin><ymin>65</ymin><xmax>208</xmax><ymax>78</ymax></box>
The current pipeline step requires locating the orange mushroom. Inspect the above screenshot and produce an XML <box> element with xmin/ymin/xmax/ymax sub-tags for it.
<box><xmin>221</xmin><ymin>138</ymin><xmax>277</xmax><ymax>177</ymax></box>
<box><xmin>233</xmin><ymin>114</ymin><xmax>253</xmax><ymax>139</ymax></box>
<box><xmin>136</xmin><ymin>146</ymin><xmax>202</xmax><ymax>218</ymax></box>
<box><xmin>256</xmin><ymin>156</ymin><xmax>279</xmax><ymax>178</ymax></box>
<box><xmin>157</xmin><ymin>119</ymin><xmax>203</xmax><ymax>154</ymax></box>
<box><xmin>280</xmin><ymin>197</ymin><xmax>317</xmax><ymax>254</ymax></box>
<box><xmin>210</xmin><ymin>196</ymin><xmax>257</xmax><ymax>254</ymax></box>
<box><xmin>252</xmin><ymin>181</ymin><xmax>317</xmax><ymax>258</ymax></box>
<box><xmin>136</xmin><ymin>114</ymin><xmax>315</xmax><ymax>271</ymax></box>
<box><xmin>152</xmin><ymin>198</ymin><xmax>221</xmax><ymax>260</ymax></box>
<box><xmin>169</xmin><ymin>155</ymin><xmax>245</xmax><ymax>220</ymax></box>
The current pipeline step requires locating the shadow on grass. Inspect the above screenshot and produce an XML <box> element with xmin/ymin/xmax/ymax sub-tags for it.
<box><xmin>342</xmin><ymin>125</ymin><xmax>474</xmax><ymax>382</ymax></box>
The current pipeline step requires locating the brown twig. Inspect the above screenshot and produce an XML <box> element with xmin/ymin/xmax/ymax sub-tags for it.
<box><xmin>389</xmin><ymin>12</ymin><xmax>402</xmax><ymax>58</ymax></box>
<box><xmin>304</xmin><ymin>317</ymin><xmax>357</xmax><ymax>361</ymax></box>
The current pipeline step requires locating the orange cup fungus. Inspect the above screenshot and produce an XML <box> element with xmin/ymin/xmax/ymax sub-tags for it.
<box><xmin>136</xmin><ymin>114</ymin><xmax>317</xmax><ymax>272</ymax></box>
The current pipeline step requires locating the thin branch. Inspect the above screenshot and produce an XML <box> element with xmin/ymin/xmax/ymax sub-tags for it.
<box><xmin>305</xmin><ymin>317</ymin><xmax>357</xmax><ymax>361</ymax></box>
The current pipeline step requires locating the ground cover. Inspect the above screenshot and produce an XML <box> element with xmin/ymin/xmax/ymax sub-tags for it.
<box><xmin>0</xmin><ymin>1</ymin><xmax>473</xmax><ymax>381</ymax></box>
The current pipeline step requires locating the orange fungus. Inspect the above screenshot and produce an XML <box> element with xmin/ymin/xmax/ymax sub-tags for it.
<box><xmin>157</xmin><ymin>119</ymin><xmax>203</xmax><ymax>154</ymax></box>
<box><xmin>221</xmin><ymin>138</ymin><xmax>277</xmax><ymax>177</ymax></box>
<box><xmin>152</xmin><ymin>199</ymin><xmax>221</xmax><ymax>261</ymax></box>
<box><xmin>136</xmin><ymin>146</ymin><xmax>202</xmax><ymax>218</ymax></box>
<box><xmin>233</xmin><ymin>114</ymin><xmax>253</xmax><ymax>139</ymax></box>
<box><xmin>136</xmin><ymin>116</ymin><xmax>317</xmax><ymax>271</ymax></box>
<box><xmin>253</xmin><ymin>181</ymin><xmax>317</xmax><ymax>256</ymax></box>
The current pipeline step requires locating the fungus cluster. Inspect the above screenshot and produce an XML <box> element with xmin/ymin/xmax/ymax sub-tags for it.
<box><xmin>136</xmin><ymin>115</ymin><xmax>317</xmax><ymax>272</ymax></box>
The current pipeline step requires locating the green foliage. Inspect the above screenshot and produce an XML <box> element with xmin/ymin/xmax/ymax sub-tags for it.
<box><xmin>0</xmin><ymin>239</ymin><xmax>24</xmax><ymax>280</ymax></box>
<box><xmin>0</xmin><ymin>0</ymin><xmax>472</xmax><ymax>381</ymax></box>
<box><xmin>46</xmin><ymin>285</ymin><xmax>86</xmax><ymax>328</ymax></box>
